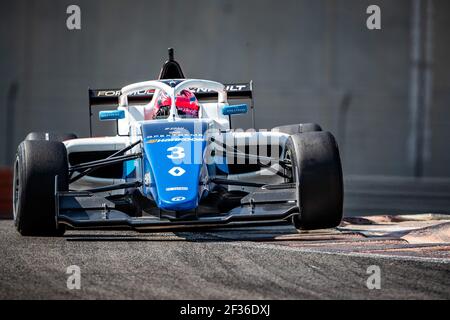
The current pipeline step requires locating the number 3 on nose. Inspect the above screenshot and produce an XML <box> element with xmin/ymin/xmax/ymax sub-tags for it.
<box><xmin>167</xmin><ymin>147</ymin><xmax>185</xmax><ymax>160</ymax></box>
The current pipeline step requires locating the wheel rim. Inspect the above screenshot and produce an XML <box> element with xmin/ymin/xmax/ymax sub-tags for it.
<box><xmin>284</xmin><ymin>146</ymin><xmax>301</xmax><ymax>225</ymax></box>
<box><xmin>13</xmin><ymin>157</ymin><xmax>19</xmax><ymax>220</ymax></box>
<box><xmin>284</xmin><ymin>149</ymin><xmax>294</xmax><ymax>183</ymax></box>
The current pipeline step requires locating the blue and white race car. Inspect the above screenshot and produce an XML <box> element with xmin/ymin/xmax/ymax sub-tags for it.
<box><xmin>13</xmin><ymin>49</ymin><xmax>343</xmax><ymax>236</ymax></box>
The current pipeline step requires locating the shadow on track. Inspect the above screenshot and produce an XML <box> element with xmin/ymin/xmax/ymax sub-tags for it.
<box><xmin>64</xmin><ymin>223</ymin><xmax>300</xmax><ymax>243</ymax></box>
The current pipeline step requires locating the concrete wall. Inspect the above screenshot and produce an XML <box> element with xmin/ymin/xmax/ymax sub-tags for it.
<box><xmin>1</xmin><ymin>0</ymin><xmax>449</xmax><ymax>181</ymax></box>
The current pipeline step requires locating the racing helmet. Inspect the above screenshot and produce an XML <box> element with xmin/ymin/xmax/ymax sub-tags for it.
<box><xmin>146</xmin><ymin>89</ymin><xmax>200</xmax><ymax>120</ymax></box>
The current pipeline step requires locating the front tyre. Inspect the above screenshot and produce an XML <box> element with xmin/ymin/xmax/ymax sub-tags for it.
<box><xmin>13</xmin><ymin>140</ymin><xmax>68</xmax><ymax>236</ymax></box>
<box><xmin>273</xmin><ymin>123</ymin><xmax>322</xmax><ymax>135</ymax></box>
<box><xmin>285</xmin><ymin>132</ymin><xmax>343</xmax><ymax>230</ymax></box>
<box><xmin>25</xmin><ymin>132</ymin><xmax>78</xmax><ymax>142</ymax></box>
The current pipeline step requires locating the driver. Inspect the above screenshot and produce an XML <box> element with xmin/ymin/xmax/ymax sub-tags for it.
<box><xmin>145</xmin><ymin>89</ymin><xmax>200</xmax><ymax>120</ymax></box>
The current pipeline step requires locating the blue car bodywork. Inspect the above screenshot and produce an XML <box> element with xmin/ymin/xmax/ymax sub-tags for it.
<box><xmin>140</xmin><ymin>120</ymin><xmax>209</xmax><ymax>211</ymax></box>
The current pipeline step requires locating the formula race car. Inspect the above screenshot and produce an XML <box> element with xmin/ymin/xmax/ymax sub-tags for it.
<box><xmin>13</xmin><ymin>49</ymin><xmax>343</xmax><ymax>236</ymax></box>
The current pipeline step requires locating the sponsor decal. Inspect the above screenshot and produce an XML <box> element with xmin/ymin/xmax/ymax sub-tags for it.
<box><xmin>190</xmin><ymin>84</ymin><xmax>248</xmax><ymax>93</ymax></box>
<box><xmin>93</xmin><ymin>83</ymin><xmax>249</xmax><ymax>98</ymax></box>
<box><xmin>96</xmin><ymin>90</ymin><xmax>121</xmax><ymax>97</ymax></box>
<box><xmin>146</xmin><ymin>135</ymin><xmax>204</xmax><ymax>144</ymax></box>
<box><xmin>165</xmin><ymin>127</ymin><xmax>187</xmax><ymax>131</ymax></box>
<box><xmin>96</xmin><ymin>89</ymin><xmax>155</xmax><ymax>97</ymax></box>
<box><xmin>166</xmin><ymin>187</ymin><xmax>189</xmax><ymax>192</ymax></box>
<box><xmin>164</xmin><ymin>127</ymin><xmax>189</xmax><ymax>136</ymax></box>
<box><xmin>171</xmin><ymin>196</ymin><xmax>186</xmax><ymax>202</ymax></box>
<box><xmin>168</xmin><ymin>167</ymin><xmax>186</xmax><ymax>177</ymax></box>
<box><xmin>146</xmin><ymin>133</ymin><xmax>203</xmax><ymax>139</ymax></box>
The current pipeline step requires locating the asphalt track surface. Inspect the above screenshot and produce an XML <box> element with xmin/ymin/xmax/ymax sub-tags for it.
<box><xmin>0</xmin><ymin>220</ymin><xmax>449</xmax><ymax>300</ymax></box>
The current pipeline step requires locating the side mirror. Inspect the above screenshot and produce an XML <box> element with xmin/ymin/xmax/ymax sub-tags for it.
<box><xmin>222</xmin><ymin>104</ymin><xmax>248</xmax><ymax>116</ymax></box>
<box><xmin>99</xmin><ymin>110</ymin><xmax>125</xmax><ymax>121</ymax></box>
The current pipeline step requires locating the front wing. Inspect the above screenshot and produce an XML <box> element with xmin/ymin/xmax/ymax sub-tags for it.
<box><xmin>56</xmin><ymin>185</ymin><xmax>299</xmax><ymax>232</ymax></box>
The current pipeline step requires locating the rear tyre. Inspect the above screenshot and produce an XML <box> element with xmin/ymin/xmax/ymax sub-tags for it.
<box><xmin>273</xmin><ymin>123</ymin><xmax>322</xmax><ymax>135</ymax></box>
<box><xmin>25</xmin><ymin>132</ymin><xmax>77</xmax><ymax>142</ymax></box>
<box><xmin>13</xmin><ymin>140</ymin><xmax>68</xmax><ymax>236</ymax></box>
<box><xmin>284</xmin><ymin>131</ymin><xmax>343</xmax><ymax>230</ymax></box>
